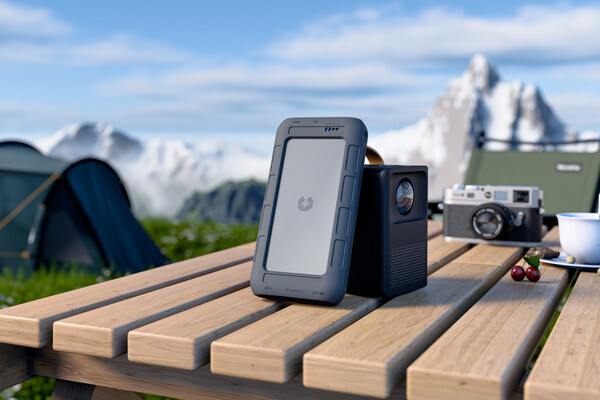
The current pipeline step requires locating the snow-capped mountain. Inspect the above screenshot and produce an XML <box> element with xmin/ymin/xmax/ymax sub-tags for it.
<box><xmin>41</xmin><ymin>123</ymin><xmax>144</xmax><ymax>162</ymax></box>
<box><xmin>34</xmin><ymin>55</ymin><xmax>598</xmax><ymax>216</ymax></box>
<box><xmin>370</xmin><ymin>54</ymin><xmax>599</xmax><ymax>200</ymax></box>
<box><xmin>37</xmin><ymin>123</ymin><xmax>270</xmax><ymax>217</ymax></box>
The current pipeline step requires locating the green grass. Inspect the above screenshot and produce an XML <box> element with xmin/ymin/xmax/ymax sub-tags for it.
<box><xmin>142</xmin><ymin>219</ymin><xmax>258</xmax><ymax>262</ymax></box>
<box><xmin>0</xmin><ymin>264</ymin><xmax>101</xmax><ymax>307</ymax></box>
<box><xmin>0</xmin><ymin>220</ymin><xmax>258</xmax><ymax>400</ymax></box>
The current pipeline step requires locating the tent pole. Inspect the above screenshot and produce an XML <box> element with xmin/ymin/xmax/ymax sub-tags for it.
<box><xmin>0</xmin><ymin>173</ymin><xmax>60</xmax><ymax>233</ymax></box>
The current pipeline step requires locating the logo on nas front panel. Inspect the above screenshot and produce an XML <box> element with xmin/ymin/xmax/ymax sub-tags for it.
<box><xmin>297</xmin><ymin>196</ymin><xmax>314</xmax><ymax>211</ymax></box>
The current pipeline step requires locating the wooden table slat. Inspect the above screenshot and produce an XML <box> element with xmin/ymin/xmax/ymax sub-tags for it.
<box><xmin>302</xmin><ymin>245</ymin><xmax>523</xmax><ymax>398</ymax></box>
<box><xmin>30</xmin><ymin>347</ymin><xmax>404</xmax><ymax>400</ymax></box>
<box><xmin>426</xmin><ymin>235</ymin><xmax>470</xmax><ymax>275</ymax></box>
<box><xmin>127</xmin><ymin>287</ymin><xmax>285</xmax><ymax>369</ymax></box>
<box><xmin>53</xmin><ymin>262</ymin><xmax>251</xmax><ymax>358</ymax></box>
<box><xmin>0</xmin><ymin>343</ymin><xmax>30</xmax><ymax>391</ymax></box>
<box><xmin>525</xmin><ymin>271</ymin><xmax>600</xmax><ymax>400</ymax></box>
<box><xmin>427</xmin><ymin>220</ymin><xmax>443</xmax><ymax>239</ymax></box>
<box><xmin>209</xmin><ymin>230</ymin><xmax>468</xmax><ymax>385</ymax></box>
<box><xmin>407</xmin><ymin>264</ymin><xmax>569</xmax><ymax>400</ymax></box>
<box><xmin>210</xmin><ymin>294</ymin><xmax>382</xmax><ymax>383</ymax></box>
<box><xmin>0</xmin><ymin>243</ymin><xmax>254</xmax><ymax>348</ymax></box>
<box><xmin>453</xmin><ymin>243</ymin><xmax>526</xmax><ymax>266</ymax></box>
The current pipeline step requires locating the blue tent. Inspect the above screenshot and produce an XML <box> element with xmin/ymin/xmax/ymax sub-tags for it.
<box><xmin>0</xmin><ymin>141</ymin><xmax>168</xmax><ymax>273</ymax></box>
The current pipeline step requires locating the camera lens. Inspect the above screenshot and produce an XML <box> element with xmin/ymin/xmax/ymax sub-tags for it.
<box><xmin>473</xmin><ymin>209</ymin><xmax>501</xmax><ymax>236</ymax></box>
<box><xmin>471</xmin><ymin>204</ymin><xmax>513</xmax><ymax>240</ymax></box>
<box><xmin>396</xmin><ymin>179</ymin><xmax>414</xmax><ymax>215</ymax></box>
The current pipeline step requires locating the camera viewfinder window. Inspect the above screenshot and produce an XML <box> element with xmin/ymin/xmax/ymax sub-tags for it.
<box><xmin>513</xmin><ymin>190</ymin><xmax>530</xmax><ymax>203</ymax></box>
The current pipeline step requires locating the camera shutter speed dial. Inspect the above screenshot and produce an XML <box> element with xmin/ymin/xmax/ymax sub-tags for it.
<box><xmin>471</xmin><ymin>203</ymin><xmax>514</xmax><ymax>240</ymax></box>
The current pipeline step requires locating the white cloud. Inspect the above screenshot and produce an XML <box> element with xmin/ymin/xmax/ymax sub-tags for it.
<box><xmin>95</xmin><ymin>3</ymin><xmax>600</xmax><ymax>134</ymax></box>
<box><xmin>0</xmin><ymin>33</ymin><xmax>191</xmax><ymax>65</ymax></box>
<box><xmin>2</xmin><ymin>1</ymin><xmax>600</xmax><ymax>138</ymax></box>
<box><xmin>68</xmin><ymin>34</ymin><xmax>190</xmax><ymax>65</ymax></box>
<box><xmin>103</xmin><ymin>62</ymin><xmax>425</xmax><ymax>97</ymax></box>
<box><xmin>0</xmin><ymin>0</ymin><xmax>189</xmax><ymax>66</ymax></box>
<box><xmin>269</xmin><ymin>4</ymin><xmax>600</xmax><ymax>64</ymax></box>
<box><xmin>99</xmin><ymin>61</ymin><xmax>440</xmax><ymax>134</ymax></box>
<box><xmin>98</xmin><ymin>82</ymin><xmax>438</xmax><ymax>136</ymax></box>
<box><xmin>0</xmin><ymin>0</ymin><xmax>70</xmax><ymax>40</ymax></box>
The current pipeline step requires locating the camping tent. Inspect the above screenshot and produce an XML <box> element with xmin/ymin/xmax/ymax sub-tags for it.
<box><xmin>0</xmin><ymin>141</ymin><xmax>168</xmax><ymax>274</ymax></box>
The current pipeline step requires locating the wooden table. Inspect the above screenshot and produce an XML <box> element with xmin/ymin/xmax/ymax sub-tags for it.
<box><xmin>1</xmin><ymin>220</ymin><xmax>599</xmax><ymax>400</ymax></box>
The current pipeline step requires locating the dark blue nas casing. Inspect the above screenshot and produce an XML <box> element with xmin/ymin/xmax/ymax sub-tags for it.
<box><xmin>347</xmin><ymin>165</ymin><xmax>428</xmax><ymax>298</ymax></box>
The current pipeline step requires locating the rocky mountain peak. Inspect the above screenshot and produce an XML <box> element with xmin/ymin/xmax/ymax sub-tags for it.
<box><xmin>44</xmin><ymin>122</ymin><xmax>144</xmax><ymax>163</ymax></box>
<box><xmin>370</xmin><ymin>55</ymin><xmax>596</xmax><ymax>200</ymax></box>
<box><xmin>464</xmin><ymin>54</ymin><xmax>500</xmax><ymax>92</ymax></box>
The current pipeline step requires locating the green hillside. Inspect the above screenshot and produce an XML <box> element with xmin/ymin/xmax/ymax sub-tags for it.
<box><xmin>177</xmin><ymin>180</ymin><xmax>266</xmax><ymax>224</ymax></box>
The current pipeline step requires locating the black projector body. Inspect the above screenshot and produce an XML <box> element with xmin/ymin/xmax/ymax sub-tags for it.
<box><xmin>347</xmin><ymin>165</ymin><xmax>428</xmax><ymax>298</ymax></box>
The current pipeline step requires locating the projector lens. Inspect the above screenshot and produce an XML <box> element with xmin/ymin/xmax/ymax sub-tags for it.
<box><xmin>396</xmin><ymin>179</ymin><xmax>414</xmax><ymax>215</ymax></box>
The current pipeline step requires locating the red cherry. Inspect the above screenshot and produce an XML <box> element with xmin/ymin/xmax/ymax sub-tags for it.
<box><xmin>526</xmin><ymin>267</ymin><xmax>541</xmax><ymax>282</ymax></box>
<box><xmin>511</xmin><ymin>265</ymin><xmax>525</xmax><ymax>281</ymax></box>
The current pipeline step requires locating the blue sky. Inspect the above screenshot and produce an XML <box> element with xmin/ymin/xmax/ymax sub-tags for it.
<box><xmin>1</xmin><ymin>0</ymin><xmax>600</xmax><ymax>151</ymax></box>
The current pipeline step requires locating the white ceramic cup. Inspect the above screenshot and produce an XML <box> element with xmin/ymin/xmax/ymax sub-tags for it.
<box><xmin>556</xmin><ymin>213</ymin><xmax>600</xmax><ymax>265</ymax></box>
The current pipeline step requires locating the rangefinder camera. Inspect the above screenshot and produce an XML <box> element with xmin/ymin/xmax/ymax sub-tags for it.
<box><xmin>347</xmin><ymin>165</ymin><xmax>428</xmax><ymax>298</ymax></box>
<box><xmin>443</xmin><ymin>184</ymin><xmax>544</xmax><ymax>246</ymax></box>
